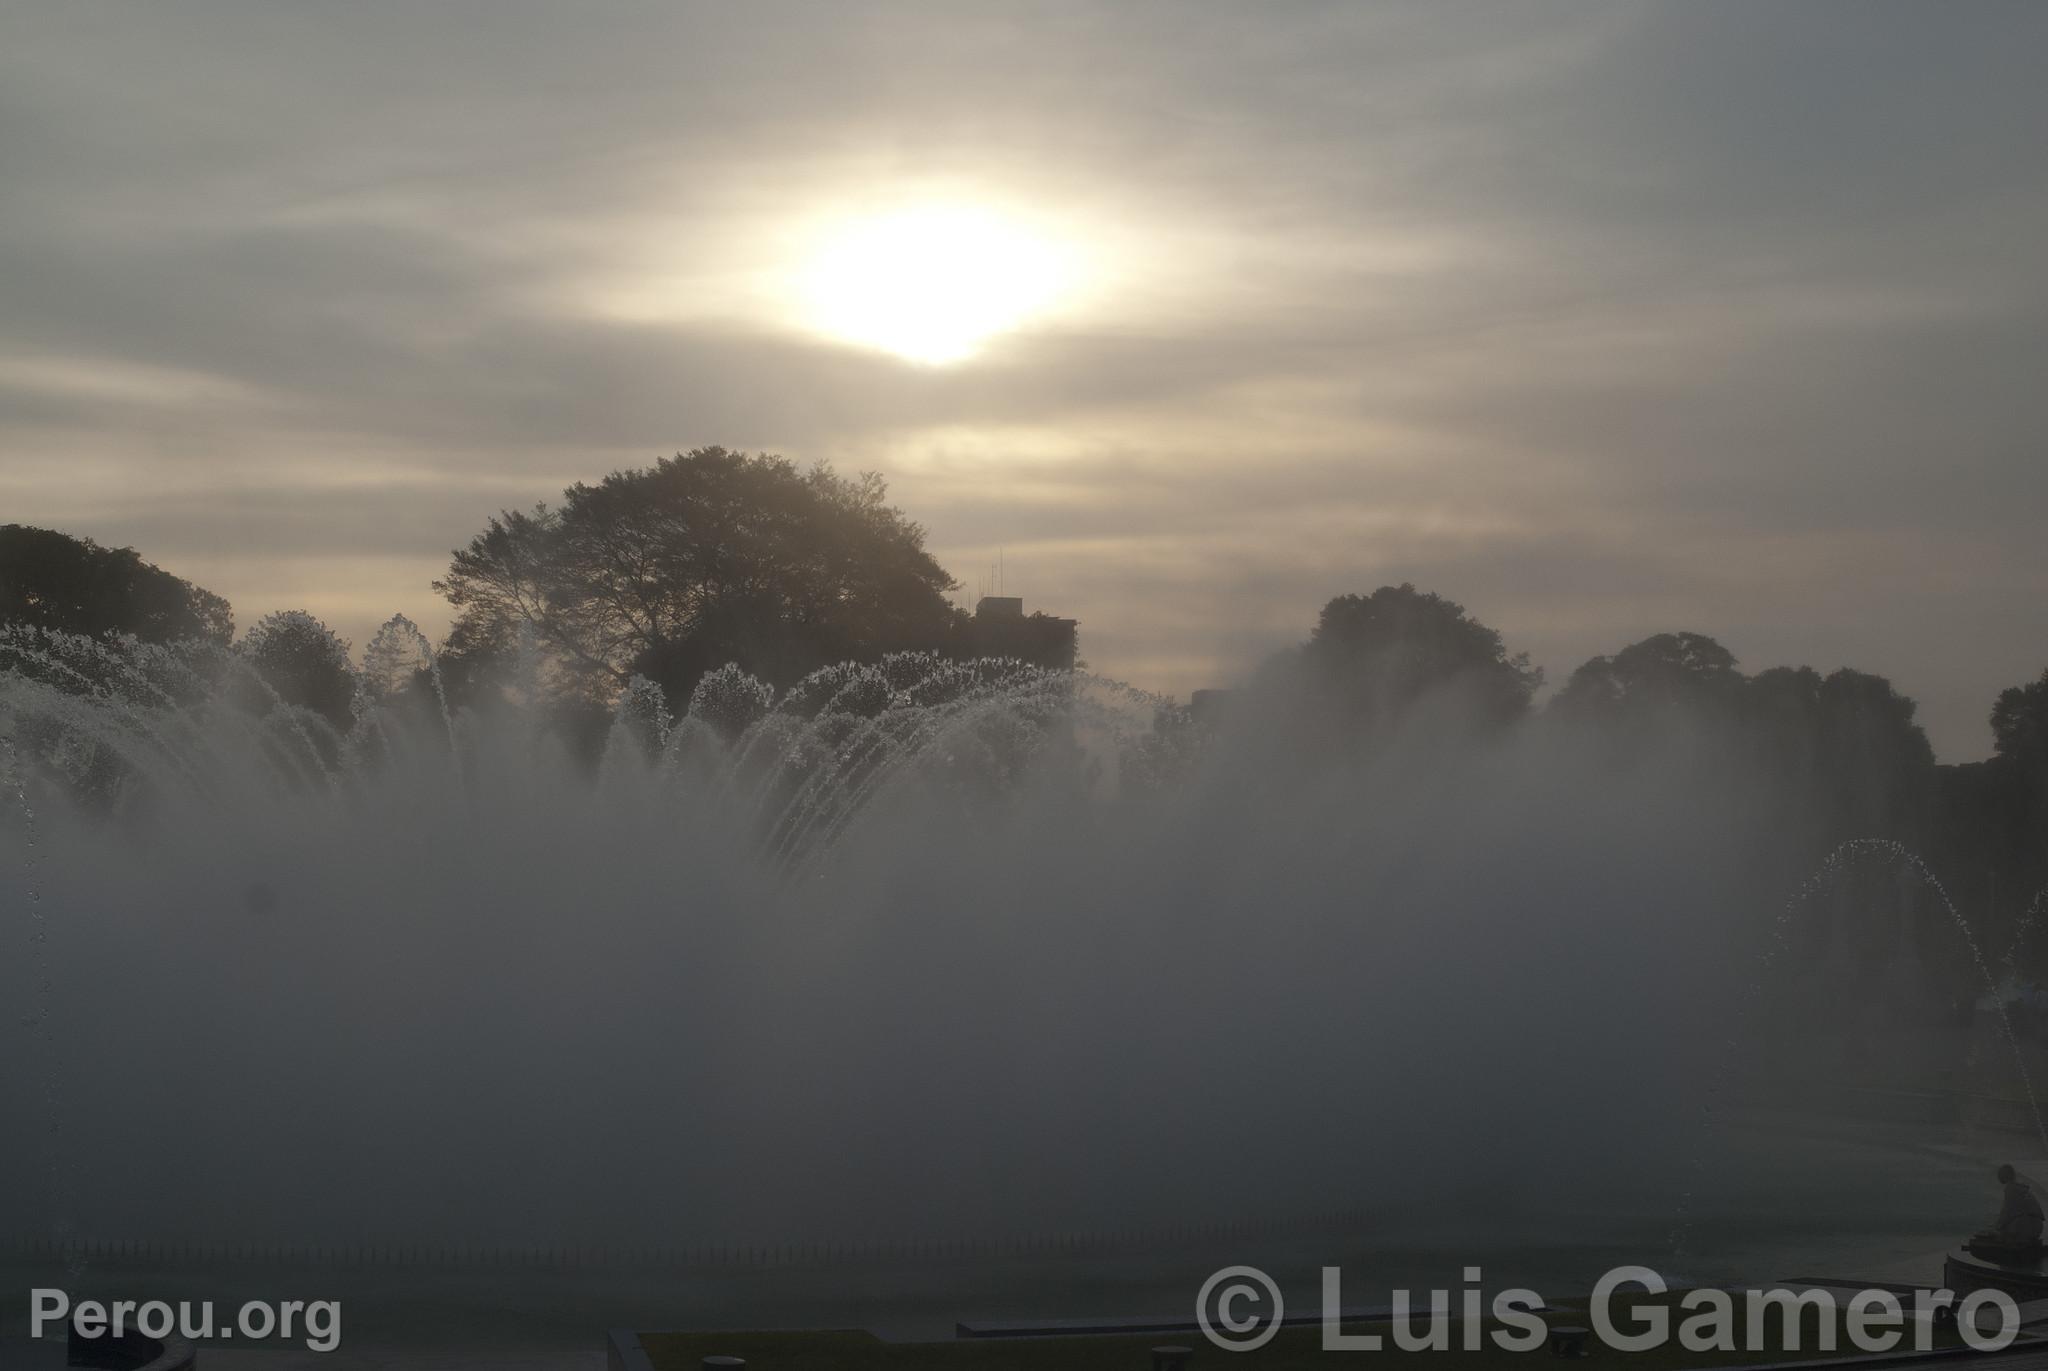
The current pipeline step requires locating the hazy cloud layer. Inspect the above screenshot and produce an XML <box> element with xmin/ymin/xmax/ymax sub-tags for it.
<box><xmin>3</xmin><ymin>1</ymin><xmax>2044</xmax><ymax>756</ymax></box>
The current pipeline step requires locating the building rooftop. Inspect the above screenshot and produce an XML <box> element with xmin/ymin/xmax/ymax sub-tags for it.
<box><xmin>974</xmin><ymin>596</ymin><xmax>1024</xmax><ymax>620</ymax></box>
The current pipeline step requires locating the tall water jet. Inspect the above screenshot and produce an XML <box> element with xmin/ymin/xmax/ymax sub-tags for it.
<box><xmin>1667</xmin><ymin>837</ymin><xmax>2048</xmax><ymax>1263</ymax></box>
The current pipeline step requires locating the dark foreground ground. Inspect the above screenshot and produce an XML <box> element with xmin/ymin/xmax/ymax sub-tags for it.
<box><xmin>639</xmin><ymin>1293</ymin><xmax>1976</xmax><ymax>1371</ymax></box>
<box><xmin>0</xmin><ymin>1110</ymin><xmax>2035</xmax><ymax>1369</ymax></box>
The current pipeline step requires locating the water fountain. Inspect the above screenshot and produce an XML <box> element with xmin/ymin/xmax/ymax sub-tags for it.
<box><xmin>0</xmin><ymin>620</ymin><xmax>2026</xmax><ymax>1315</ymax></box>
<box><xmin>1668</xmin><ymin>838</ymin><xmax>2048</xmax><ymax>1270</ymax></box>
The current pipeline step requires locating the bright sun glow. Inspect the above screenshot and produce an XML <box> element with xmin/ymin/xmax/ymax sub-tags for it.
<box><xmin>797</xmin><ymin>204</ymin><xmax>1076</xmax><ymax>366</ymax></box>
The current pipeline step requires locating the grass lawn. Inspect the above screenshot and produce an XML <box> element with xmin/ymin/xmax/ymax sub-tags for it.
<box><xmin>639</xmin><ymin>1294</ymin><xmax>1981</xmax><ymax>1370</ymax></box>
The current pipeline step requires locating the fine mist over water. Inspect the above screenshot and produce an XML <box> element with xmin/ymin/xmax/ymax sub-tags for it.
<box><xmin>0</xmin><ymin>628</ymin><xmax>1997</xmax><ymax>1261</ymax></box>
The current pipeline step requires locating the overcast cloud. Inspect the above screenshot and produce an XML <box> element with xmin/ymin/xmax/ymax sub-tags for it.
<box><xmin>3</xmin><ymin>0</ymin><xmax>2044</xmax><ymax>757</ymax></box>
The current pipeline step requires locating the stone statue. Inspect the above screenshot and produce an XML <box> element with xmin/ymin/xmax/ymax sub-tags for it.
<box><xmin>1967</xmin><ymin>1164</ymin><xmax>2045</xmax><ymax>1260</ymax></box>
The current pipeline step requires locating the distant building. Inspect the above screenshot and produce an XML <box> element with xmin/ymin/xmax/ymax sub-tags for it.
<box><xmin>964</xmin><ymin>595</ymin><xmax>1078</xmax><ymax>670</ymax></box>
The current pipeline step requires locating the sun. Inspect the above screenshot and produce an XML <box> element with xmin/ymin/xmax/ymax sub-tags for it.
<box><xmin>795</xmin><ymin>203</ymin><xmax>1076</xmax><ymax>366</ymax></box>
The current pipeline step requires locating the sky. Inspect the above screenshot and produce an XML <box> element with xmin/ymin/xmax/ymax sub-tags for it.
<box><xmin>2</xmin><ymin>1</ymin><xmax>2044</xmax><ymax>760</ymax></box>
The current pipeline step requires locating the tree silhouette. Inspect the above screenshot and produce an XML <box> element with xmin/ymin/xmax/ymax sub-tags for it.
<box><xmin>359</xmin><ymin>614</ymin><xmax>440</xmax><ymax>705</ymax></box>
<box><xmin>0</xmin><ymin>524</ymin><xmax>232</xmax><ymax>644</ymax></box>
<box><xmin>1993</xmin><ymin>669</ymin><xmax>2048</xmax><ymax>766</ymax></box>
<box><xmin>1814</xmin><ymin>668</ymin><xmax>1934</xmax><ymax>818</ymax></box>
<box><xmin>435</xmin><ymin>448</ymin><xmax>962</xmax><ymax>706</ymax></box>
<box><xmin>433</xmin><ymin>603</ymin><xmax>522</xmax><ymax>709</ymax></box>
<box><xmin>238</xmin><ymin>610</ymin><xmax>355</xmax><ymax>728</ymax></box>
<box><xmin>1988</xmin><ymin>668</ymin><xmax>2048</xmax><ymax>915</ymax></box>
<box><xmin>1290</xmin><ymin>583</ymin><xmax>1540</xmax><ymax>735</ymax></box>
<box><xmin>1551</xmin><ymin>631</ymin><xmax>1743</xmax><ymax>723</ymax></box>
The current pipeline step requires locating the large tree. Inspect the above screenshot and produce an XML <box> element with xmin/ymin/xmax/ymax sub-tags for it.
<box><xmin>1292</xmin><ymin>583</ymin><xmax>1541</xmax><ymax>733</ymax></box>
<box><xmin>1746</xmin><ymin>664</ymin><xmax>1934</xmax><ymax>843</ymax></box>
<box><xmin>1992</xmin><ymin>668</ymin><xmax>2048</xmax><ymax>767</ymax></box>
<box><xmin>435</xmin><ymin>448</ymin><xmax>963</xmax><ymax>704</ymax></box>
<box><xmin>237</xmin><ymin>610</ymin><xmax>356</xmax><ymax>729</ymax></box>
<box><xmin>1550</xmin><ymin>631</ymin><xmax>1745</xmax><ymax>723</ymax></box>
<box><xmin>0</xmin><ymin>524</ymin><xmax>232</xmax><ymax>644</ymax></box>
<box><xmin>1556</xmin><ymin>635</ymin><xmax>1937</xmax><ymax>859</ymax></box>
<box><xmin>1978</xmin><ymin>666</ymin><xmax>2048</xmax><ymax>923</ymax></box>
